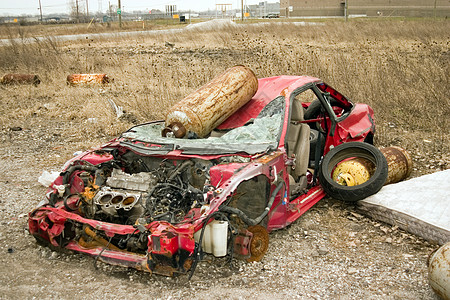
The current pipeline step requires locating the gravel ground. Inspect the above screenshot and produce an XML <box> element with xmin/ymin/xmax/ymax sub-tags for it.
<box><xmin>0</xmin><ymin>124</ymin><xmax>441</xmax><ymax>299</ymax></box>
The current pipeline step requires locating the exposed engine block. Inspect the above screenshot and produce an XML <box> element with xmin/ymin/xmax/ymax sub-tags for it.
<box><xmin>88</xmin><ymin>162</ymin><xmax>204</xmax><ymax>225</ymax></box>
<box><xmin>106</xmin><ymin>169</ymin><xmax>157</xmax><ymax>192</ymax></box>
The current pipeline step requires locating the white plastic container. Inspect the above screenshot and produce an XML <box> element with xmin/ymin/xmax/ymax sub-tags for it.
<box><xmin>38</xmin><ymin>170</ymin><xmax>60</xmax><ymax>187</ymax></box>
<box><xmin>194</xmin><ymin>225</ymin><xmax>212</xmax><ymax>252</ymax></box>
<box><xmin>194</xmin><ymin>220</ymin><xmax>228</xmax><ymax>257</ymax></box>
<box><xmin>211</xmin><ymin>220</ymin><xmax>228</xmax><ymax>257</ymax></box>
<box><xmin>202</xmin><ymin>223</ymin><xmax>213</xmax><ymax>254</ymax></box>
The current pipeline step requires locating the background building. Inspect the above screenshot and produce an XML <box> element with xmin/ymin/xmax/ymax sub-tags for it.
<box><xmin>280</xmin><ymin>0</ymin><xmax>450</xmax><ymax>18</ymax></box>
<box><xmin>247</xmin><ymin>2</ymin><xmax>281</xmax><ymax>18</ymax></box>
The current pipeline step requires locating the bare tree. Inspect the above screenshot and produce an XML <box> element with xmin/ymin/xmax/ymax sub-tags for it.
<box><xmin>69</xmin><ymin>0</ymin><xmax>87</xmax><ymax>22</ymax></box>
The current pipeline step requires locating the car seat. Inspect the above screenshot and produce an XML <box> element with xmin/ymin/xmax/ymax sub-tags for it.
<box><xmin>287</xmin><ymin>99</ymin><xmax>311</xmax><ymax>186</ymax></box>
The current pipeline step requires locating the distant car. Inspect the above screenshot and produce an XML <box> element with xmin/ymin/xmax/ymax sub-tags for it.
<box><xmin>29</xmin><ymin>75</ymin><xmax>387</xmax><ymax>277</ymax></box>
<box><xmin>266</xmin><ymin>13</ymin><xmax>280</xmax><ymax>18</ymax></box>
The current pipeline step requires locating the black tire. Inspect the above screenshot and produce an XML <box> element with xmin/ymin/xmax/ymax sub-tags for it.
<box><xmin>319</xmin><ymin>142</ymin><xmax>388</xmax><ymax>202</ymax></box>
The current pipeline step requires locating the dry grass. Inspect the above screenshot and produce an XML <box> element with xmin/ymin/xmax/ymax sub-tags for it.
<box><xmin>0</xmin><ymin>20</ymin><xmax>187</xmax><ymax>39</ymax></box>
<box><xmin>0</xmin><ymin>19</ymin><xmax>448</xmax><ymax>173</ymax></box>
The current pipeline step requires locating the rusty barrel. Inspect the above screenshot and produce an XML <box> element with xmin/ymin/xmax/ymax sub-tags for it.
<box><xmin>380</xmin><ymin>146</ymin><xmax>413</xmax><ymax>185</ymax></box>
<box><xmin>67</xmin><ymin>74</ymin><xmax>110</xmax><ymax>85</ymax></box>
<box><xmin>428</xmin><ymin>242</ymin><xmax>450</xmax><ymax>300</ymax></box>
<box><xmin>0</xmin><ymin>74</ymin><xmax>40</xmax><ymax>86</ymax></box>
<box><xmin>163</xmin><ymin>65</ymin><xmax>258</xmax><ymax>138</ymax></box>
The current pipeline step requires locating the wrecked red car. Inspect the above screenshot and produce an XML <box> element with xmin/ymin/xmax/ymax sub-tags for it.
<box><xmin>29</xmin><ymin>68</ymin><xmax>387</xmax><ymax>277</ymax></box>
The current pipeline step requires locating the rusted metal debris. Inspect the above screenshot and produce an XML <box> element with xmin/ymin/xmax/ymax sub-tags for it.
<box><xmin>380</xmin><ymin>146</ymin><xmax>413</xmax><ymax>185</ymax></box>
<box><xmin>428</xmin><ymin>242</ymin><xmax>450</xmax><ymax>300</ymax></box>
<box><xmin>0</xmin><ymin>74</ymin><xmax>40</xmax><ymax>86</ymax></box>
<box><xmin>67</xmin><ymin>74</ymin><xmax>111</xmax><ymax>85</ymax></box>
<box><xmin>163</xmin><ymin>65</ymin><xmax>258</xmax><ymax>138</ymax></box>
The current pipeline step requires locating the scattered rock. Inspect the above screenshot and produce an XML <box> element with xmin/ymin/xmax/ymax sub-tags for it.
<box><xmin>347</xmin><ymin>241</ymin><xmax>357</xmax><ymax>247</ymax></box>
<box><xmin>348</xmin><ymin>267</ymin><xmax>358</xmax><ymax>275</ymax></box>
<box><xmin>318</xmin><ymin>246</ymin><xmax>329</xmax><ymax>255</ymax></box>
<box><xmin>350</xmin><ymin>212</ymin><xmax>363</xmax><ymax>220</ymax></box>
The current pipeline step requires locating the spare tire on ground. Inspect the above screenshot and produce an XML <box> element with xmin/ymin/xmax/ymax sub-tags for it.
<box><xmin>319</xmin><ymin>142</ymin><xmax>388</xmax><ymax>202</ymax></box>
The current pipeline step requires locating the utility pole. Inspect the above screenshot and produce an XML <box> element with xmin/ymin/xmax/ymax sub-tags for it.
<box><xmin>241</xmin><ymin>0</ymin><xmax>244</xmax><ymax>21</ymax></box>
<box><xmin>345</xmin><ymin>0</ymin><xmax>348</xmax><ymax>21</ymax></box>
<box><xmin>38</xmin><ymin>0</ymin><xmax>43</xmax><ymax>22</ymax></box>
<box><xmin>76</xmin><ymin>0</ymin><xmax>80</xmax><ymax>22</ymax></box>
<box><xmin>118</xmin><ymin>0</ymin><xmax>122</xmax><ymax>28</ymax></box>
<box><xmin>434</xmin><ymin>0</ymin><xmax>437</xmax><ymax>18</ymax></box>
<box><xmin>287</xmin><ymin>0</ymin><xmax>290</xmax><ymax>18</ymax></box>
<box><xmin>86</xmin><ymin>0</ymin><xmax>89</xmax><ymax>18</ymax></box>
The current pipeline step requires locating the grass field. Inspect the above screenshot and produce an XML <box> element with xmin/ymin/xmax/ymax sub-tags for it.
<box><xmin>0</xmin><ymin>19</ymin><xmax>448</xmax><ymax>174</ymax></box>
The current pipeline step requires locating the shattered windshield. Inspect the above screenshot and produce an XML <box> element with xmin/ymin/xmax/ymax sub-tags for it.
<box><xmin>121</xmin><ymin>97</ymin><xmax>285</xmax><ymax>155</ymax></box>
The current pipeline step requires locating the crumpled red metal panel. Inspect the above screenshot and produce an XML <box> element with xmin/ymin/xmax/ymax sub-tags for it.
<box><xmin>36</xmin><ymin>207</ymin><xmax>137</xmax><ymax>236</ymax></box>
<box><xmin>209</xmin><ymin>163</ymin><xmax>247</xmax><ymax>187</ymax></box>
<box><xmin>149</xmin><ymin>222</ymin><xmax>195</xmax><ymax>255</ymax></box>
<box><xmin>61</xmin><ymin>149</ymin><xmax>114</xmax><ymax>171</ymax></box>
<box><xmin>65</xmin><ymin>242</ymin><xmax>149</xmax><ymax>272</ymax></box>
<box><xmin>79</xmin><ymin>151</ymin><xmax>114</xmax><ymax>165</ymax></box>
<box><xmin>317</xmin><ymin>82</ymin><xmax>353</xmax><ymax>110</ymax></box>
<box><xmin>337</xmin><ymin>104</ymin><xmax>375</xmax><ymax>140</ymax></box>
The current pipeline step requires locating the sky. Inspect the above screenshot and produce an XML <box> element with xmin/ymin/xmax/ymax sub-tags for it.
<box><xmin>0</xmin><ymin>0</ymin><xmax>265</xmax><ymax>16</ymax></box>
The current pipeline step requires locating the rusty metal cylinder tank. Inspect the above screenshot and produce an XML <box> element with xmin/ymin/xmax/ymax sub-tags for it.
<box><xmin>0</xmin><ymin>74</ymin><xmax>40</xmax><ymax>86</ymax></box>
<box><xmin>380</xmin><ymin>146</ymin><xmax>413</xmax><ymax>185</ymax></box>
<box><xmin>67</xmin><ymin>74</ymin><xmax>110</xmax><ymax>85</ymax></box>
<box><xmin>428</xmin><ymin>242</ymin><xmax>450</xmax><ymax>300</ymax></box>
<box><xmin>163</xmin><ymin>66</ymin><xmax>258</xmax><ymax>138</ymax></box>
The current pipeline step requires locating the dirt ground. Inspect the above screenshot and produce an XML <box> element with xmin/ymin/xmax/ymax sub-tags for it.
<box><xmin>0</xmin><ymin>121</ymin><xmax>440</xmax><ymax>299</ymax></box>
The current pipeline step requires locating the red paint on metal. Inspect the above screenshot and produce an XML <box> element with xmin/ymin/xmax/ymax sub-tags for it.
<box><xmin>337</xmin><ymin>104</ymin><xmax>374</xmax><ymax>141</ymax></box>
<box><xmin>317</xmin><ymin>82</ymin><xmax>353</xmax><ymax>110</ymax></box>
<box><xmin>218</xmin><ymin>76</ymin><xmax>321</xmax><ymax>129</ymax></box>
<box><xmin>286</xmin><ymin>186</ymin><xmax>326</xmax><ymax>223</ymax></box>
<box><xmin>33</xmin><ymin>207</ymin><xmax>137</xmax><ymax>235</ymax></box>
<box><xmin>234</xmin><ymin>230</ymin><xmax>252</xmax><ymax>257</ymax></box>
<box><xmin>80</xmin><ymin>151</ymin><xmax>115</xmax><ymax>165</ymax></box>
<box><xmin>159</xmin><ymin>233</ymin><xmax>178</xmax><ymax>254</ymax></box>
<box><xmin>69</xmin><ymin>172</ymin><xmax>85</xmax><ymax>194</ymax></box>
<box><xmin>65</xmin><ymin>242</ymin><xmax>149</xmax><ymax>271</ymax></box>
<box><xmin>149</xmin><ymin>222</ymin><xmax>196</xmax><ymax>254</ymax></box>
<box><xmin>210</xmin><ymin>163</ymin><xmax>247</xmax><ymax>187</ymax></box>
